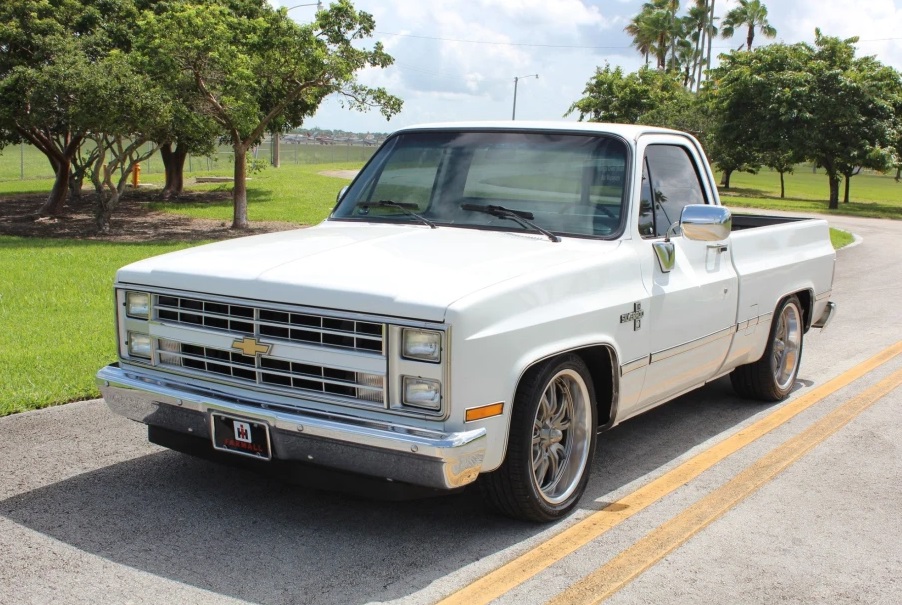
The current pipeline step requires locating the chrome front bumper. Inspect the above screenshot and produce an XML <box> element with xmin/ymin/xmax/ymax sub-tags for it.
<box><xmin>96</xmin><ymin>365</ymin><xmax>486</xmax><ymax>489</ymax></box>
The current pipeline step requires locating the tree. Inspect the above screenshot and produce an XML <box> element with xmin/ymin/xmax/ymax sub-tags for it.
<box><xmin>706</xmin><ymin>33</ymin><xmax>900</xmax><ymax>208</ymax></box>
<box><xmin>84</xmin><ymin>51</ymin><xmax>173</xmax><ymax>232</ymax></box>
<box><xmin>721</xmin><ymin>0</ymin><xmax>776</xmax><ymax>51</ymax></box>
<box><xmin>0</xmin><ymin>0</ymin><xmax>138</xmax><ymax>216</ymax></box>
<box><xmin>567</xmin><ymin>65</ymin><xmax>687</xmax><ymax>123</ymax></box>
<box><xmin>139</xmin><ymin>0</ymin><xmax>402</xmax><ymax>229</ymax></box>
<box><xmin>625</xmin><ymin>1</ymin><xmax>682</xmax><ymax>71</ymax></box>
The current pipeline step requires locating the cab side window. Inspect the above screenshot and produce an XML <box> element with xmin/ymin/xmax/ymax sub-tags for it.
<box><xmin>639</xmin><ymin>145</ymin><xmax>708</xmax><ymax>238</ymax></box>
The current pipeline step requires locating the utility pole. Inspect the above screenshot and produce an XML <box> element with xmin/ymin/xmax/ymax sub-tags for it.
<box><xmin>512</xmin><ymin>74</ymin><xmax>538</xmax><ymax>120</ymax></box>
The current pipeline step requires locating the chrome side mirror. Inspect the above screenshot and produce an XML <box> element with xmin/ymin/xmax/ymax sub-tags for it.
<box><xmin>680</xmin><ymin>205</ymin><xmax>732</xmax><ymax>242</ymax></box>
<box><xmin>336</xmin><ymin>185</ymin><xmax>349</xmax><ymax>203</ymax></box>
<box><xmin>653</xmin><ymin>205</ymin><xmax>731</xmax><ymax>273</ymax></box>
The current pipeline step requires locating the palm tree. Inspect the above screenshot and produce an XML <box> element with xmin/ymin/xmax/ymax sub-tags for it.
<box><xmin>624</xmin><ymin>12</ymin><xmax>657</xmax><ymax>67</ymax></box>
<box><xmin>625</xmin><ymin>1</ymin><xmax>681</xmax><ymax>71</ymax></box>
<box><xmin>721</xmin><ymin>0</ymin><xmax>776</xmax><ymax>51</ymax></box>
<box><xmin>685</xmin><ymin>1</ymin><xmax>712</xmax><ymax>91</ymax></box>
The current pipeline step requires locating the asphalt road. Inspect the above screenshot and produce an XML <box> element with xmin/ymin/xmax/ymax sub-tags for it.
<box><xmin>2</xmin><ymin>213</ymin><xmax>900</xmax><ymax>605</ymax></box>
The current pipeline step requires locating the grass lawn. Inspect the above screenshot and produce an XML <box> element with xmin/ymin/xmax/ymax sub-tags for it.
<box><xmin>0</xmin><ymin>237</ymin><xmax>197</xmax><ymax>416</ymax></box>
<box><xmin>148</xmin><ymin>162</ymin><xmax>359</xmax><ymax>225</ymax></box>
<box><xmin>720</xmin><ymin>168</ymin><xmax>901</xmax><ymax>220</ymax></box>
<box><xmin>0</xmin><ymin>161</ymin><xmax>882</xmax><ymax>416</ymax></box>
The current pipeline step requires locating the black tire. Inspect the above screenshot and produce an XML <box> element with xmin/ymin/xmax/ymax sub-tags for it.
<box><xmin>481</xmin><ymin>354</ymin><xmax>597</xmax><ymax>522</ymax></box>
<box><xmin>731</xmin><ymin>295</ymin><xmax>804</xmax><ymax>402</ymax></box>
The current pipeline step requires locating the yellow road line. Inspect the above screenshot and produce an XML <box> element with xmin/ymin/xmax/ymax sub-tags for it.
<box><xmin>548</xmin><ymin>365</ymin><xmax>902</xmax><ymax>605</ymax></box>
<box><xmin>436</xmin><ymin>341</ymin><xmax>902</xmax><ymax>605</ymax></box>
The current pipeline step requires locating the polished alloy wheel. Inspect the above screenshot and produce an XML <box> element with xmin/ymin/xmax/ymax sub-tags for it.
<box><xmin>772</xmin><ymin>301</ymin><xmax>802</xmax><ymax>391</ymax></box>
<box><xmin>531</xmin><ymin>369</ymin><xmax>592</xmax><ymax>505</ymax></box>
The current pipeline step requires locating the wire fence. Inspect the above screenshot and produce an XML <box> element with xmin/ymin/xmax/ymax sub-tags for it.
<box><xmin>0</xmin><ymin>139</ymin><xmax>377</xmax><ymax>182</ymax></box>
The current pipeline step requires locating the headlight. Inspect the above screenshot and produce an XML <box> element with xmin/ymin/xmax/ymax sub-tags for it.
<box><xmin>402</xmin><ymin>328</ymin><xmax>441</xmax><ymax>363</ymax></box>
<box><xmin>127</xmin><ymin>332</ymin><xmax>152</xmax><ymax>358</ymax></box>
<box><xmin>126</xmin><ymin>291</ymin><xmax>150</xmax><ymax>319</ymax></box>
<box><xmin>402</xmin><ymin>376</ymin><xmax>442</xmax><ymax>410</ymax></box>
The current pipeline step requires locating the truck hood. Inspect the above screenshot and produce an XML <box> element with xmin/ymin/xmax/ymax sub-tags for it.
<box><xmin>117</xmin><ymin>221</ymin><xmax>618</xmax><ymax>322</ymax></box>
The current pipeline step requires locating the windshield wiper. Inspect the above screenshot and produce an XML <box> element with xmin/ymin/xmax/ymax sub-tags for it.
<box><xmin>460</xmin><ymin>203</ymin><xmax>560</xmax><ymax>243</ymax></box>
<box><xmin>357</xmin><ymin>200</ymin><xmax>437</xmax><ymax>229</ymax></box>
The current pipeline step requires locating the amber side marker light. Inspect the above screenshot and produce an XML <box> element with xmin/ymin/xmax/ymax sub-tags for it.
<box><xmin>465</xmin><ymin>402</ymin><xmax>504</xmax><ymax>422</ymax></box>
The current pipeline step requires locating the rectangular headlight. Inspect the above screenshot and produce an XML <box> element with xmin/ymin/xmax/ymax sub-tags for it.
<box><xmin>127</xmin><ymin>332</ymin><xmax>152</xmax><ymax>358</ymax></box>
<box><xmin>402</xmin><ymin>328</ymin><xmax>441</xmax><ymax>363</ymax></box>
<box><xmin>126</xmin><ymin>291</ymin><xmax>150</xmax><ymax>319</ymax></box>
<box><xmin>402</xmin><ymin>376</ymin><xmax>442</xmax><ymax>410</ymax></box>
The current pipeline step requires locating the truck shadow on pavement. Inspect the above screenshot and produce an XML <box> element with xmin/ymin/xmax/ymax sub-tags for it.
<box><xmin>0</xmin><ymin>377</ymin><xmax>779</xmax><ymax>605</ymax></box>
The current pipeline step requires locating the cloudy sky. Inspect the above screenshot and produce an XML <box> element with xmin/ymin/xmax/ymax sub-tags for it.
<box><xmin>273</xmin><ymin>0</ymin><xmax>902</xmax><ymax>133</ymax></box>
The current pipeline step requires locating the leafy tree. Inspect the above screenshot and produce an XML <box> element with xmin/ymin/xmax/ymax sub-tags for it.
<box><xmin>721</xmin><ymin>0</ymin><xmax>776</xmax><ymax>51</ymax></box>
<box><xmin>761</xmin><ymin>148</ymin><xmax>799</xmax><ymax>199</ymax></box>
<box><xmin>567</xmin><ymin>65</ymin><xmax>686</xmax><ymax>123</ymax></box>
<box><xmin>625</xmin><ymin>1</ymin><xmax>682</xmax><ymax>71</ymax></box>
<box><xmin>84</xmin><ymin>51</ymin><xmax>172</xmax><ymax>232</ymax></box>
<box><xmin>139</xmin><ymin>0</ymin><xmax>402</xmax><ymax>229</ymax></box>
<box><xmin>706</xmin><ymin>33</ymin><xmax>900</xmax><ymax>207</ymax></box>
<box><xmin>0</xmin><ymin>0</ymin><xmax>138</xmax><ymax>216</ymax></box>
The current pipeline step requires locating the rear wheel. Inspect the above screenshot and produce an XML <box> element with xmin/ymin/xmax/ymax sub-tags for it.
<box><xmin>731</xmin><ymin>295</ymin><xmax>804</xmax><ymax>401</ymax></box>
<box><xmin>482</xmin><ymin>354</ymin><xmax>597</xmax><ymax>522</ymax></box>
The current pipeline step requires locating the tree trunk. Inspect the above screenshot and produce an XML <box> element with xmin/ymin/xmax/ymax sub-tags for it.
<box><xmin>160</xmin><ymin>143</ymin><xmax>189</xmax><ymax>199</ymax></box>
<box><xmin>95</xmin><ymin>188</ymin><xmax>120</xmax><ymax>234</ymax></box>
<box><xmin>827</xmin><ymin>172</ymin><xmax>840</xmax><ymax>210</ymax></box>
<box><xmin>272</xmin><ymin>133</ymin><xmax>280</xmax><ymax>168</ymax></box>
<box><xmin>895</xmin><ymin>166</ymin><xmax>901</xmax><ymax>181</ymax></box>
<box><xmin>779</xmin><ymin>171</ymin><xmax>785</xmax><ymax>199</ymax></box>
<box><xmin>38</xmin><ymin>160</ymin><xmax>71</xmax><ymax>216</ymax></box>
<box><xmin>232</xmin><ymin>145</ymin><xmax>249</xmax><ymax>229</ymax></box>
<box><xmin>68</xmin><ymin>169</ymin><xmax>85</xmax><ymax>204</ymax></box>
<box><xmin>721</xmin><ymin>169</ymin><xmax>733</xmax><ymax>188</ymax></box>
<box><xmin>843</xmin><ymin>172</ymin><xmax>851</xmax><ymax>203</ymax></box>
<box><xmin>706</xmin><ymin>0</ymin><xmax>716</xmax><ymax>73</ymax></box>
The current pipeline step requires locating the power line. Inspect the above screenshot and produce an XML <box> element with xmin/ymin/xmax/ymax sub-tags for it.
<box><xmin>376</xmin><ymin>30</ymin><xmax>901</xmax><ymax>50</ymax></box>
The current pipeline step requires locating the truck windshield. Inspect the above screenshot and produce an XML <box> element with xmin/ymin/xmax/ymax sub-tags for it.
<box><xmin>331</xmin><ymin>130</ymin><xmax>629</xmax><ymax>239</ymax></box>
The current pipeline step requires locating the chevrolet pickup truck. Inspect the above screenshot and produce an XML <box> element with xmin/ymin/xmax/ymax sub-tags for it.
<box><xmin>98</xmin><ymin>122</ymin><xmax>836</xmax><ymax>521</ymax></box>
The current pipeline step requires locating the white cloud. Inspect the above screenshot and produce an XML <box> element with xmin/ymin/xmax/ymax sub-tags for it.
<box><xmin>283</xmin><ymin>0</ymin><xmax>902</xmax><ymax>132</ymax></box>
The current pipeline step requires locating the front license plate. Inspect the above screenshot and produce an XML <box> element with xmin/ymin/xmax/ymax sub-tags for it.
<box><xmin>211</xmin><ymin>413</ymin><xmax>272</xmax><ymax>461</ymax></box>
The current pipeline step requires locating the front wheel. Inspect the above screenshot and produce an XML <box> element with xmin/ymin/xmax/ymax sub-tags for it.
<box><xmin>731</xmin><ymin>295</ymin><xmax>804</xmax><ymax>401</ymax></box>
<box><xmin>481</xmin><ymin>354</ymin><xmax>597</xmax><ymax>522</ymax></box>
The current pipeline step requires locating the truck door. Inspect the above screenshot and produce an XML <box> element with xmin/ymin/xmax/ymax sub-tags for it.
<box><xmin>633</xmin><ymin>141</ymin><xmax>739</xmax><ymax>409</ymax></box>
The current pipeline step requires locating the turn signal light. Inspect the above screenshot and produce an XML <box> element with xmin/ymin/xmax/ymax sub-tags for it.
<box><xmin>465</xmin><ymin>402</ymin><xmax>504</xmax><ymax>422</ymax></box>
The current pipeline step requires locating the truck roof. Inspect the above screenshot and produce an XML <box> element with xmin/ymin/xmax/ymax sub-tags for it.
<box><xmin>392</xmin><ymin>121</ymin><xmax>686</xmax><ymax>139</ymax></box>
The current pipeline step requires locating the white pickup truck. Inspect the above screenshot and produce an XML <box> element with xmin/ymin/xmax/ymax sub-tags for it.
<box><xmin>98</xmin><ymin>122</ymin><xmax>836</xmax><ymax>521</ymax></box>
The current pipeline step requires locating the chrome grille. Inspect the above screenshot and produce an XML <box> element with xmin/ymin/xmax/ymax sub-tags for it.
<box><xmin>157</xmin><ymin>340</ymin><xmax>385</xmax><ymax>404</ymax></box>
<box><xmin>154</xmin><ymin>294</ymin><xmax>384</xmax><ymax>354</ymax></box>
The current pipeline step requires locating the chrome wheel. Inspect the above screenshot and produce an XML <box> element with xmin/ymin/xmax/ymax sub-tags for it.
<box><xmin>772</xmin><ymin>301</ymin><xmax>802</xmax><ymax>391</ymax></box>
<box><xmin>730</xmin><ymin>295</ymin><xmax>805</xmax><ymax>402</ymax></box>
<box><xmin>531</xmin><ymin>369</ymin><xmax>592</xmax><ymax>505</ymax></box>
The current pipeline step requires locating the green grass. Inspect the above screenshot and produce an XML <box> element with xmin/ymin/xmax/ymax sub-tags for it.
<box><xmin>148</xmin><ymin>162</ymin><xmax>358</xmax><ymax>225</ymax></box>
<box><xmin>829</xmin><ymin>228</ymin><xmax>854</xmax><ymax>249</ymax></box>
<box><xmin>0</xmin><ymin>141</ymin><xmax>375</xmax><ymax>181</ymax></box>
<box><xmin>0</xmin><ymin>237</ymin><xmax>199</xmax><ymax>416</ymax></box>
<box><xmin>720</xmin><ymin>167</ymin><xmax>901</xmax><ymax>220</ymax></box>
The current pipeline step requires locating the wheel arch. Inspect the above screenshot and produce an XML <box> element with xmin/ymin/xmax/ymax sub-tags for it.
<box><xmin>513</xmin><ymin>343</ymin><xmax>620</xmax><ymax>435</ymax></box>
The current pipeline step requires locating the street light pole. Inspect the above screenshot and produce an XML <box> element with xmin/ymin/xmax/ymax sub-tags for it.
<box><xmin>286</xmin><ymin>1</ymin><xmax>323</xmax><ymax>11</ymax></box>
<box><xmin>273</xmin><ymin>1</ymin><xmax>323</xmax><ymax>167</ymax></box>
<box><xmin>512</xmin><ymin>74</ymin><xmax>538</xmax><ymax>120</ymax></box>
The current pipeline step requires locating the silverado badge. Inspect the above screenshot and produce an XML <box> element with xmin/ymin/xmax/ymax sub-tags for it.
<box><xmin>232</xmin><ymin>337</ymin><xmax>272</xmax><ymax>357</ymax></box>
<box><xmin>620</xmin><ymin>303</ymin><xmax>644</xmax><ymax>331</ymax></box>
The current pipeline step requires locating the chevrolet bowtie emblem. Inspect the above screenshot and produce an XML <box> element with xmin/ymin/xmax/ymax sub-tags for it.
<box><xmin>232</xmin><ymin>337</ymin><xmax>272</xmax><ymax>356</ymax></box>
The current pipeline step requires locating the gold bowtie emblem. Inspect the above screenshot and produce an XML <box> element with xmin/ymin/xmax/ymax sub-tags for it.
<box><xmin>232</xmin><ymin>337</ymin><xmax>272</xmax><ymax>356</ymax></box>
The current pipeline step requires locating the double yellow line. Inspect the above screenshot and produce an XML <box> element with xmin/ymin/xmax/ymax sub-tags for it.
<box><xmin>439</xmin><ymin>341</ymin><xmax>902</xmax><ymax>605</ymax></box>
